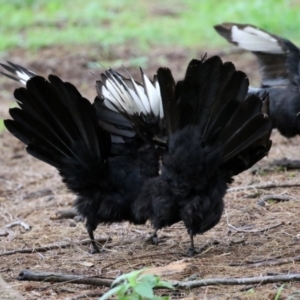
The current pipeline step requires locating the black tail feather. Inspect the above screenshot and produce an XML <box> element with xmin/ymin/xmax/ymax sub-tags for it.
<box><xmin>5</xmin><ymin>75</ymin><xmax>111</xmax><ymax>197</ymax></box>
<box><xmin>175</xmin><ymin>55</ymin><xmax>272</xmax><ymax>177</ymax></box>
<box><xmin>156</xmin><ymin>67</ymin><xmax>179</xmax><ymax>136</ymax></box>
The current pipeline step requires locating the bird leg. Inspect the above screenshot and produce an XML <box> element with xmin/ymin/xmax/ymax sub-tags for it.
<box><xmin>187</xmin><ymin>231</ymin><xmax>199</xmax><ymax>256</ymax></box>
<box><xmin>149</xmin><ymin>228</ymin><xmax>159</xmax><ymax>245</ymax></box>
<box><xmin>86</xmin><ymin>223</ymin><xmax>100</xmax><ymax>254</ymax></box>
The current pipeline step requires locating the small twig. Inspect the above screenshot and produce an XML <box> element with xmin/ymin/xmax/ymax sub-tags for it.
<box><xmin>53</xmin><ymin>208</ymin><xmax>78</xmax><ymax>220</ymax></box>
<box><xmin>24</xmin><ymin>188</ymin><xmax>53</xmax><ymax>199</ymax></box>
<box><xmin>18</xmin><ymin>270</ymin><xmax>113</xmax><ymax>287</ymax></box>
<box><xmin>0</xmin><ymin>237</ymin><xmax>111</xmax><ymax>256</ymax></box>
<box><xmin>239</xmin><ymin>255</ymin><xmax>300</xmax><ymax>268</ymax></box>
<box><xmin>0</xmin><ymin>230</ymin><xmax>9</xmax><ymax>237</ymax></box>
<box><xmin>5</xmin><ymin>220</ymin><xmax>31</xmax><ymax>231</ymax></box>
<box><xmin>228</xmin><ymin>182</ymin><xmax>300</xmax><ymax>192</ymax></box>
<box><xmin>172</xmin><ymin>274</ymin><xmax>300</xmax><ymax>288</ymax></box>
<box><xmin>228</xmin><ymin>222</ymin><xmax>283</xmax><ymax>233</ymax></box>
<box><xmin>260</xmin><ymin>194</ymin><xmax>295</xmax><ymax>202</ymax></box>
<box><xmin>271</xmin><ymin>159</ymin><xmax>300</xmax><ymax>170</ymax></box>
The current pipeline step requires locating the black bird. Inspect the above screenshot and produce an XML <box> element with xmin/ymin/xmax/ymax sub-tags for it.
<box><xmin>214</xmin><ymin>23</ymin><xmax>300</xmax><ymax>139</ymax></box>
<box><xmin>2</xmin><ymin>63</ymin><xmax>163</xmax><ymax>253</ymax></box>
<box><xmin>2</xmin><ymin>56</ymin><xmax>272</xmax><ymax>255</ymax></box>
<box><xmin>133</xmin><ymin>57</ymin><xmax>272</xmax><ymax>255</ymax></box>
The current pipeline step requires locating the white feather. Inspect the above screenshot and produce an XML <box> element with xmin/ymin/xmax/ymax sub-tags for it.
<box><xmin>112</xmin><ymin>73</ymin><xmax>145</xmax><ymax>114</ymax></box>
<box><xmin>127</xmin><ymin>74</ymin><xmax>151</xmax><ymax>114</ymax></box>
<box><xmin>16</xmin><ymin>70</ymin><xmax>33</xmax><ymax>85</ymax></box>
<box><xmin>102</xmin><ymin>78</ymin><xmax>124</xmax><ymax>111</ymax></box>
<box><xmin>125</xmin><ymin>71</ymin><xmax>149</xmax><ymax>114</ymax></box>
<box><xmin>154</xmin><ymin>76</ymin><xmax>164</xmax><ymax>118</ymax></box>
<box><xmin>106</xmin><ymin>75</ymin><xmax>136</xmax><ymax>114</ymax></box>
<box><xmin>231</xmin><ymin>25</ymin><xmax>284</xmax><ymax>54</ymax></box>
<box><xmin>100</xmin><ymin>68</ymin><xmax>163</xmax><ymax>120</ymax></box>
<box><xmin>141</xmin><ymin>69</ymin><xmax>161</xmax><ymax>117</ymax></box>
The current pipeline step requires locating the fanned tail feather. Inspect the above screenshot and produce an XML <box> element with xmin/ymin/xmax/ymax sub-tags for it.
<box><xmin>0</xmin><ymin>61</ymin><xmax>36</xmax><ymax>85</ymax></box>
<box><xmin>4</xmin><ymin>75</ymin><xmax>111</xmax><ymax>198</ymax></box>
<box><xmin>177</xmin><ymin>55</ymin><xmax>272</xmax><ymax>177</ymax></box>
<box><xmin>96</xmin><ymin>66</ymin><xmax>177</xmax><ymax>147</ymax></box>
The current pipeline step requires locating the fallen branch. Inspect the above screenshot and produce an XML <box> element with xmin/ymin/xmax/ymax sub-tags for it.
<box><xmin>228</xmin><ymin>182</ymin><xmax>300</xmax><ymax>192</ymax></box>
<box><xmin>0</xmin><ymin>237</ymin><xmax>111</xmax><ymax>256</ymax></box>
<box><xmin>173</xmin><ymin>273</ymin><xmax>300</xmax><ymax>288</ymax></box>
<box><xmin>18</xmin><ymin>270</ymin><xmax>113</xmax><ymax>287</ymax></box>
<box><xmin>228</xmin><ymin>222</ymin><xmax>283</xmax><ymax>233</ymax></box>
<box><xmin>17</xmin><ymin>269</ymin><xmax>300</xmax><ymax>290</ymax></box>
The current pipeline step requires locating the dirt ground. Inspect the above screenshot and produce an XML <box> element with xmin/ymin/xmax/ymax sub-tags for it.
<box><xmin>1</xmin><ymin>45</ymin><xmax>300</xmax><ymax>300</ymax></box>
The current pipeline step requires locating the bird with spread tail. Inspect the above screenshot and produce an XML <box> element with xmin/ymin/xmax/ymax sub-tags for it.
<box><xmin>1</xmin><ymin>56</ymin><xmax>272</xmax><ymax>255</ymax></box>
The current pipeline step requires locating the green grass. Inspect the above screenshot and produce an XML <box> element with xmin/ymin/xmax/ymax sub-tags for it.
<box><xmin>0</xmin><ymin>0</ymin><xmax>299</xmax><ymax>51</ymax></box>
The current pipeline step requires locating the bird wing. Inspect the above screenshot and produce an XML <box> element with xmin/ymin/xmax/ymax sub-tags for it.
<box><xmin>214</xmin><ymin>22</ymin><xmax>299</xmax><ymax>88</ymax></box>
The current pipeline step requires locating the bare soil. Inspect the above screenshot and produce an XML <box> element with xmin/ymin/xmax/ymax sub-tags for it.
<box><xmin>1</xmin><ymin>45</ymin><xmax>300</xmax><ymax>300</ymax></box>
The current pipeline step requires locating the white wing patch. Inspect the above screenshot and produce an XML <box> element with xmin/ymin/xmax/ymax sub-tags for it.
<box><xmin>231</xmin><ymin>25</ymin><xmax>285</xmax><ymax>54</ymax></box>
<box><xmin>100</xmin><ymin>68</ymin><xmax>163</xmax><ymax>118</ymax></box>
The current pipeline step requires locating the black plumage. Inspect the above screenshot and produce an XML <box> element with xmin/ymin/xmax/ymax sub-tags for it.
<box><xmin>214</xmin><ymin>22</ymin><xmax>300</xmax><ymax>138</ymax></box>
<box><xmin>3</xmin><ymin>56</ymin><xmax>272</xmax><ymax>255</ymax></box>
<box><xmin>4</xmin><ymin>74</ymin><xmax>161</xmax><ymax>253</ymax></box>
<box><xmin>133</xmin><ymin>57</ymin><xmax>272</xmax><ymax>254</ymax></box>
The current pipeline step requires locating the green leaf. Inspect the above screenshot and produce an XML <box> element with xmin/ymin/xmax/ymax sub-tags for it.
<box><xmin>117</xmin><ymin>296</ymin><xmax>132</xmax><ymax>300</ymax></box>
<box><xmin>99</xmin><ymin>285</ymin><xmax>124</xmax><ymax>300</ymax></box>
<box><xmin>122</xmin><ymin>294</ymin><xmax>139</xmax><ymax>300</ymax></box>
<box><xmin>139</xmin><ymin>274</ymin><xmax>158</xmax><ymax>287</ymax></box>
<box><xmin>112</xmin><ymin>269</ymin><xmax>143</xmax><ymax>287</ymax></box>
<box><xmin>156</xmin><ymin>280</ymin><xmax>174</xmax><ymax>290</ymax></box>
<box><xmin>116</xmin><ymin>283</ymin><xmax>131</xmax><ymax>296</ymax></box>
<box><xmin>0</xmin><ymin>119</ymin><xmax>5</xmax><ymax>133</ymax></box>
<box><xmin>274</xmin><ymin>284</ymin><xmax>285</xmax><ymax>300</ymax></box>
<box><xmin>134</xmin><ymin>282</ymin><xmax>154</xmax><ymax>298</ymax></box>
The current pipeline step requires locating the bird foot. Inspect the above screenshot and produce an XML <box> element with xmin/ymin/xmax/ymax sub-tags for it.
<box><xmin>151</xmin><ymin>234</ymin><xmax>158</xmax><ymax>245</ymax></box>
<box><xmin>90</xmin><ymin>243</ymin><xmax>101</xmax><ymax>254</ymax></box>
<box><xmin>186</xmin><ymin>247</ymin><xmax>200</xmax><ymax>257</ymax></box>
<box><xmin>146</xmin><ymin>232</ymin><xmax>158</xmax><ymax>245</ymax></box>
